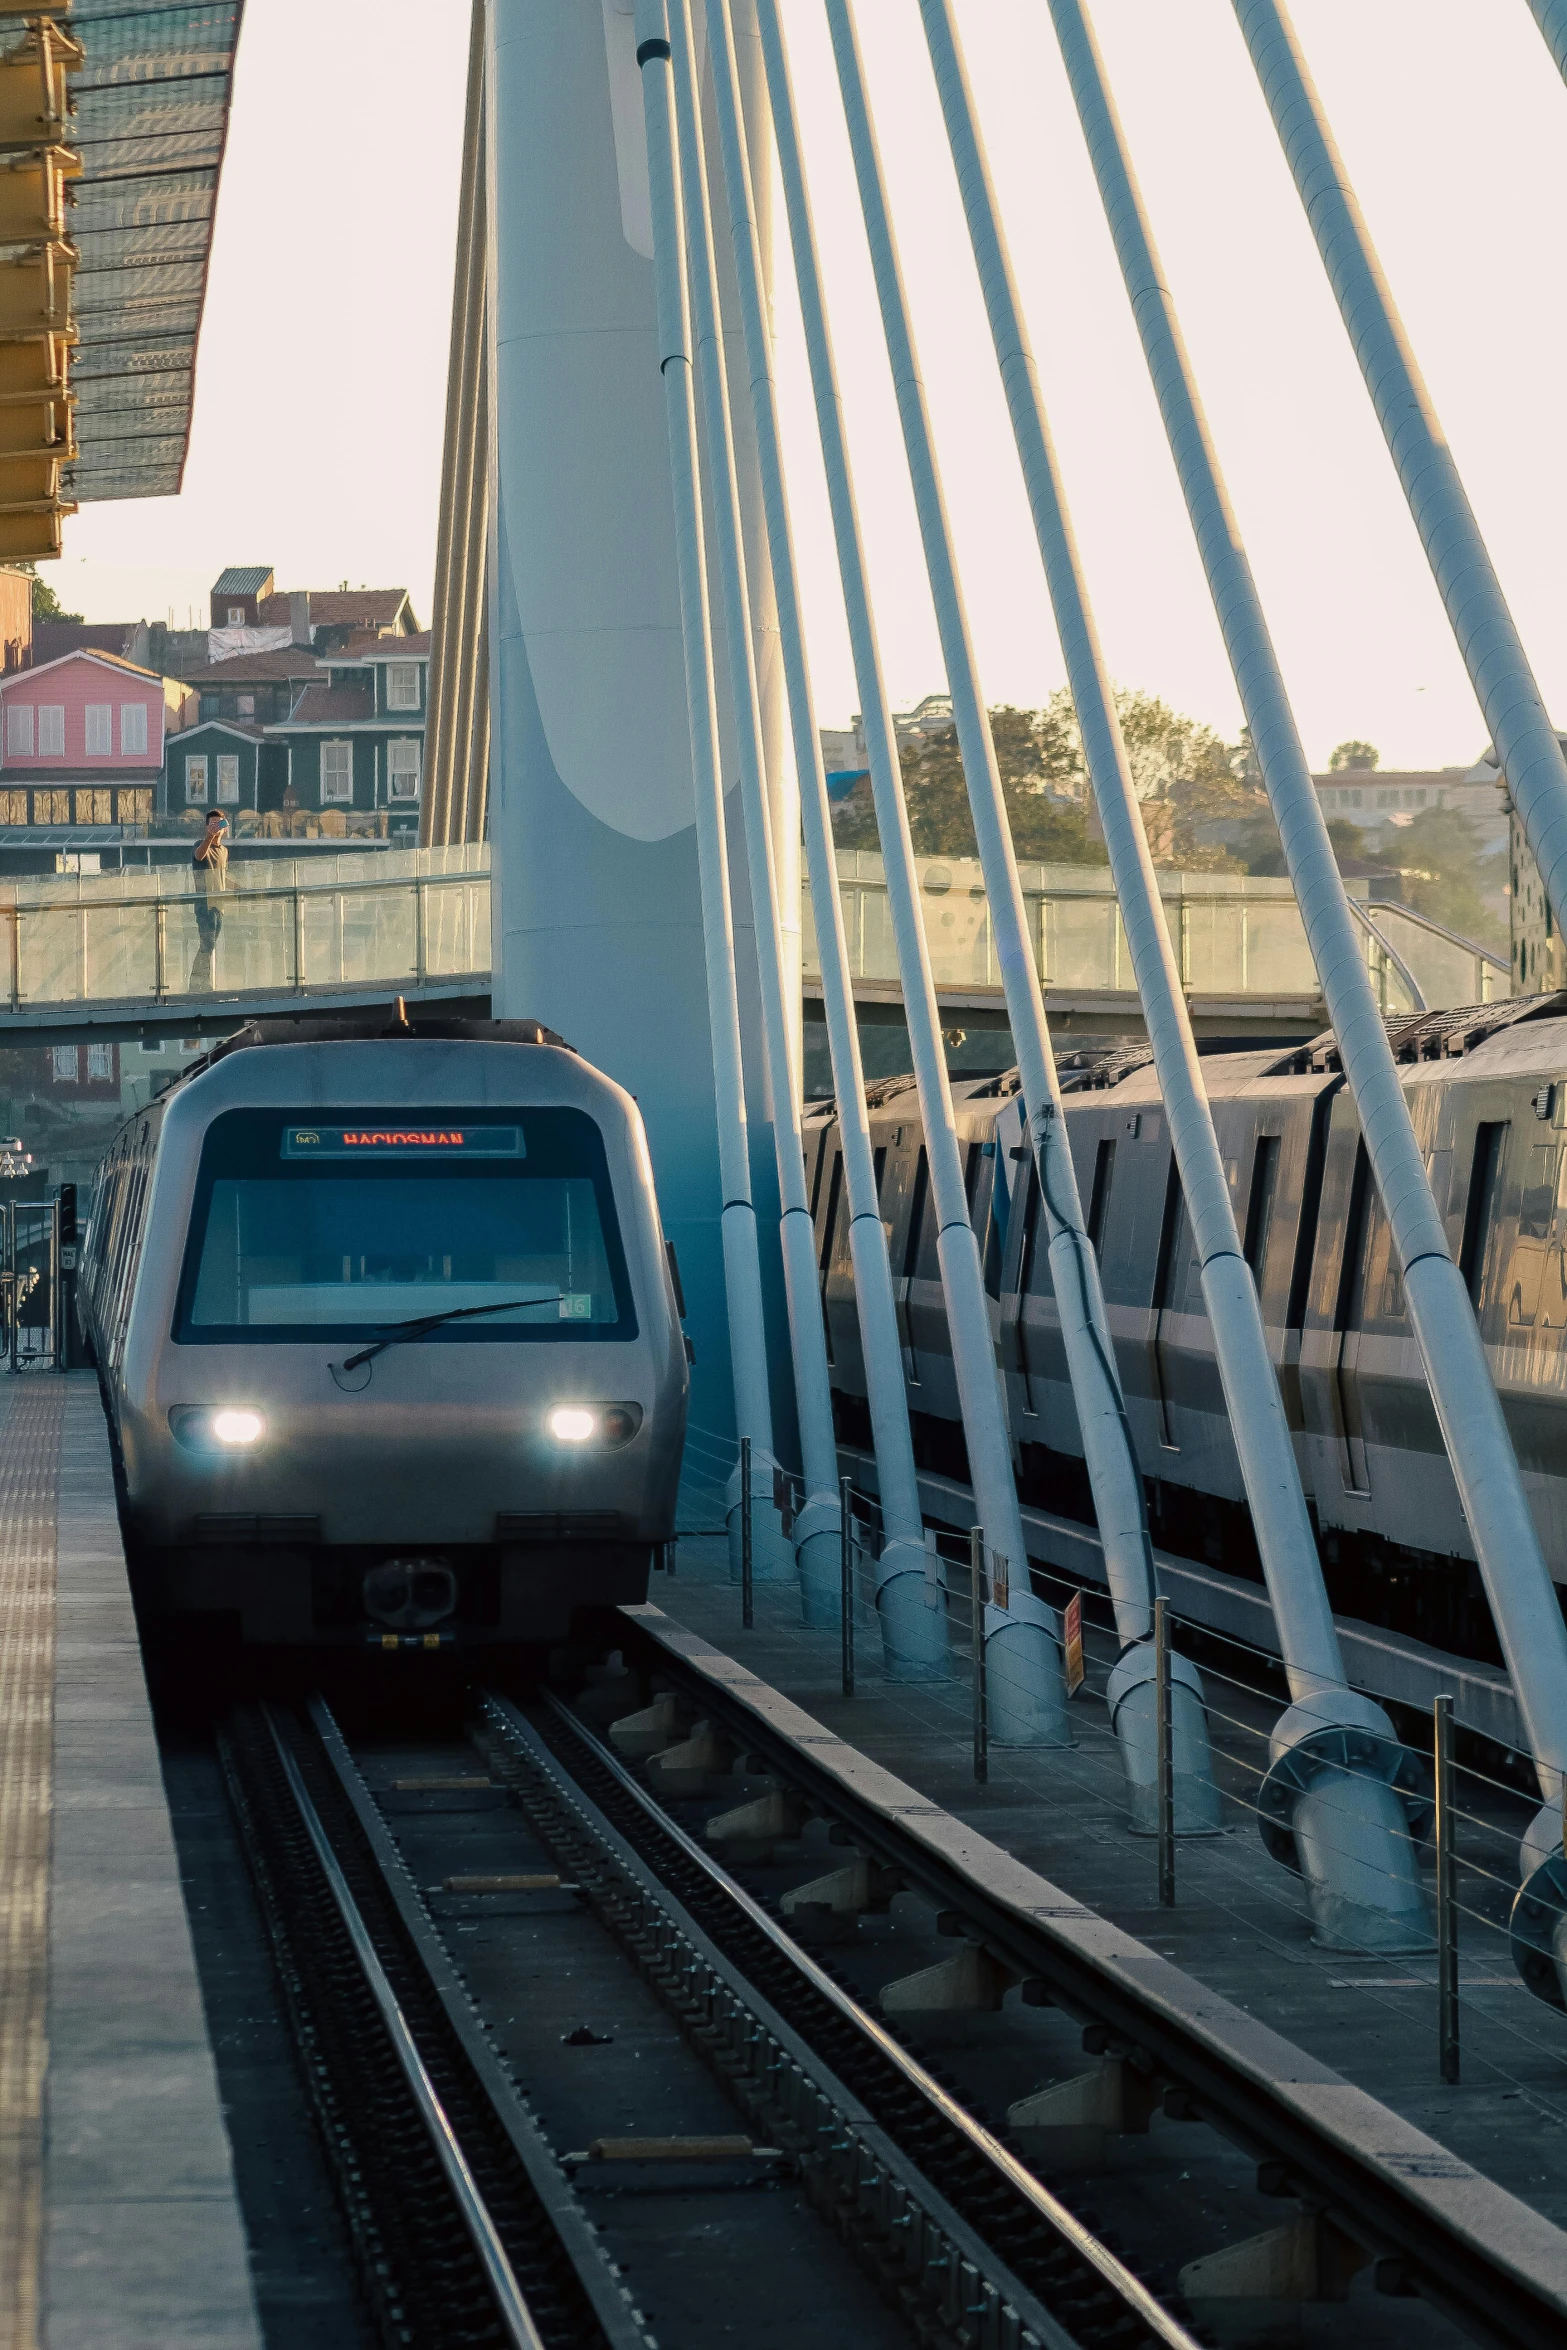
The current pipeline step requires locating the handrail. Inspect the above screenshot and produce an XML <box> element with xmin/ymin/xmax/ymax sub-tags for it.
<box><xmin>1367</xmin><ymin>895</ymin><xmax>1510</xmax><ymax>974</ymax></box>
<box><xmin>1343</xmin><ymin>897</ymin><xmax>1426</xmax><ymax>1013</ymax></box>
<box><xmin>2</xmin><ymin>866</ymin><xmax>491</xmax><ymax>1015</ymax></box>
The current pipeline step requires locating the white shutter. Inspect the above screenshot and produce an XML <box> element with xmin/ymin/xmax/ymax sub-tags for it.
<box><xmin>6</xmin><ymin>704</ymin><xmax>33</xmax><ymax>757</ymax></box>
<box><xmin>120</xmin><ymin>703</ymin><xmax>148</xmax><ymax>755</ymax></box>
<box><xmin>37</xmin><ymin>707</ymin><xmax>63</xmax><ymax>756</ymax></box>
<box><xmin>85</xmin><ymin>705</ymin><xmax>111</xmax><ymax>756</ymax></box>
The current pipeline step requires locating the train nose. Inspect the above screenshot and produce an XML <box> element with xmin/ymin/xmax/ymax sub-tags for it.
<box><xmin>362</xmin><ymin>1557</ymin><xmax>458</xmax><ymax>1631</ymax></box>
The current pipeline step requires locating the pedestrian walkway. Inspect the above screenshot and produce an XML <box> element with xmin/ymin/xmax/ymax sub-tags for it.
<box><xmin>0</xmin><ymin>1374</ymin><xmax>258</xmax><ymax>2350</ymax></box>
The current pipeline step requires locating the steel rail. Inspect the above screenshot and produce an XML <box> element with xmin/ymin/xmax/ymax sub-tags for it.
<box><xmin>612</xmin><ymin>1610</ymin><xmax>1567</xmax><ymax>2350</ymax></box>
<box><xmin>261</xmin><ymin>1707</ymin><xmax>548</xmax><ymax>2350</ymax></box>
<box><xmin>484</xmin><ymin>1687</ymin><xmax>1198</xmax><ymax>2350</ymax></box>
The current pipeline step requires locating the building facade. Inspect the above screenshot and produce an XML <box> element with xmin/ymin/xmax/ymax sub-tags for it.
<box><xmin>0</xmin><ymin>649</ymin><xmax>185</xmax><ymax>829</ymax></box>
<box><xmin>161</xmin><ymin>633</ymin><xmax>430</xmax><ymax>840</ymax></box>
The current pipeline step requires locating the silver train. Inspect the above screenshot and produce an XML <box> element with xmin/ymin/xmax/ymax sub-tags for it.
<box><xmin>79</xmin><ymin>1015</ymin><xmax>688</xmax><ymax>1650</ymax></box>
<box><xmin>808</xmin><ymin>995</ymin><xmax>1567</xmax><ymax>1665</ymax></box>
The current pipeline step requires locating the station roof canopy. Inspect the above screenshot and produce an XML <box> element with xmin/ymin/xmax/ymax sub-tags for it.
<box><xmin>66</xmin><ymin>0</ymin><xmax>246</xmax><ymax>506</ymax></box>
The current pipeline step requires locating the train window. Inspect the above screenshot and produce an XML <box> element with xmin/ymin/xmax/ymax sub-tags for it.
<box><xmin>1086</xmin><ymin>1140</ymin><xmax>1116</xmax><ymax>1258</ymax></box>
<box><xmin>173</xmin><ymin>1106</ymin><xmax>635</xmax><ymax>1344</ymax></box>
<box><xmin>1459</xmin><ymin>1122</ymin><xmax>1508</xmax><ymax>1308</ymax></box>
<box><xmin>1520</xmin><ymin>1144</ymin><xmax>1558</xmax><ymax>1242</ymax></box>
<box><xmin>1334</xmin><ymin>1145</ymin><xmax>1373</xmax><ymax>1332</ymax></box>
<box><xmin>903</xmin><ymin>1148</ymin><xmax>929</xmax><ymax>1280</ymax></box>
<box><xmin>1242</xmin><ymin>1135</ymin><xmax>1279</xmax><ymax>1279</ymax></box>
<box><xmin>818</xmin><ymin>1151</ymin><xmax>844</xmax><ymax>1276</ymax></box>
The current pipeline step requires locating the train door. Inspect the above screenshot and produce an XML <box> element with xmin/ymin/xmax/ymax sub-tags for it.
<box><xmin>817</xmin><ymin>1145</ymin><xmax>844</xmax><ymax>1363</ymax></box>
<box><xmin>895</xmin><ymin>1145</ymin><xmax>928</xmax><ymax>1386</ymax></box>
<box><xmin>1329</xmin><ymin>1145</ymin><xmax>1374</xmax><ymax>1494</ymax></box>
<box><xmin>1148</xmin><ymin>1162</ymin><xmax>1187</xmax><ymax>1452</ymax></box>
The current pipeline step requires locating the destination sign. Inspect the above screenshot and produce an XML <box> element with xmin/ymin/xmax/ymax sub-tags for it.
<box><xmin>282</xmin><ymin>1125</ymin><xmax>523</xmax><ymax>1158</ymax></box>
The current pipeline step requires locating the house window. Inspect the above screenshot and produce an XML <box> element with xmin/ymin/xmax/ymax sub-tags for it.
<box><xmin>5</xmin><ymin>704</ymin><xmax>32</xmax><ymax>757</ymax></box>
<box><xmin>37</xmin><ymin>707</ymin><xmax>63</xmax><ymax>756</ymax></box>
<box><xmin>216</xmin><ymin>755</ymin><xmax>240</xmax><ymax>805</ymax></box>
<box><xmin>74</xmin><ymin>789</ymin><xmax>111</xmax><ymax>824</ymax></box>
<box><xmin>227</xmin><ymin>605</ymin><xmax>245</xmax><ymax>626</ymax></box>
<box><xmin>386</xmin><ymin>741</ymin><xmax>421</xmax><ymax>802</ymax></box>
<box><xmin>0</xmin><ymin>791</ymin><xmax>23</xmax><ymax>824</ymax></box>
<box><xmin>386</xmin><ymin>661</ymin><xmax>420</xmax><ymax>712</ymax></box>
<box><xmin>116</xmin><ymin>788</ymin><xmax>151</xmax><ymax>825</ymax></box>
<box><xmin>51</xmin><ymin>1045</ymin><xmax>77</xmax><ymax>1083</ymax></box>
<box><xmin>120</xmin><ymin>703</ymin><xmax>148</xmax><ymax>756</ymax></box>
<box><xmin>85</xmin><ymin>704</ymin><xmax>112</xmax><ymax>756</ymax></box>
<box><xmin>238</xmin><ymin>694</ymin><xmax>254</xmax><ymax>717</ymax></box>
<box><xmin>86</xmin><ymin>1043</ymin><xmax>113</xmax><ymax>1082</ymax></box>
<box><xmin>320</xmin><ymin>741</ymin><xmax>353</xmax><ymax>803</ymax></box>
<box><xmin>33</xmin><ymin>789</ymin><xmax>68</xmax><ymax>823</ymax></box>
<box><xmin>185</xmin><ymin>755</ymin><xmax>209</xmax><ymax>805</ymax></box>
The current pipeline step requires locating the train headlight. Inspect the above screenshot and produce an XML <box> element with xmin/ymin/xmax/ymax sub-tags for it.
<box><xmin>169</xmin><ymin>1406</ymin><xmax>267</xmax><ymax>1454</ymax></box>
<box><xmin>545</xmin><ymin>1403</ymin><xmax>643</xmax><ymax>1447</ymax></box>
<box><xmin>548</xmin><ymin>1406</ymin><xmax>597</xmax><ymax>1443</ymax></box>
<box><xmin>212</xmin><ymin>1408</ymin><xmax>265</xmax><ymax>1447</ymax></box>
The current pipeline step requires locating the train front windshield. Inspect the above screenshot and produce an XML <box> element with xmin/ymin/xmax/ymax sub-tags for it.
<box><xmin>175</xmin><ymin>1107</ymin><xmax>636</xmax><ymax>1342</ymax></box>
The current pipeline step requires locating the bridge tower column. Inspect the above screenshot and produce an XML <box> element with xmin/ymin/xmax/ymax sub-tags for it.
<box><xmin>484</xmin><ymin>0</ymin><xmax>792</xmax><ymax>1491</ymax></box>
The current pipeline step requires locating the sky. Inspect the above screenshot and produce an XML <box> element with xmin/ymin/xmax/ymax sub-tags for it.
<box><xmin>52</xmin><ymin>0</ymin><xmax>1567</xmax><ymax>774</ymax></box>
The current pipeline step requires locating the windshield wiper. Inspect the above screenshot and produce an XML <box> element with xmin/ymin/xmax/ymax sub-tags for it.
<box><xmin>336</xmin><ymin>1295</ymin><xmax>564</xmax><ymax>1375</ymax></box>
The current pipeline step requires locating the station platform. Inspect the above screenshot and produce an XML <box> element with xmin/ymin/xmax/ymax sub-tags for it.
<box><xmin>0</xmin><ymin>1373</ymin><xmax>260</xmax><ymax>2349</ymax></box>
<box><xmin>648</xmin><ymin>1541</ymin><xmax>1567</xmax><ymax>2242</ymax></box>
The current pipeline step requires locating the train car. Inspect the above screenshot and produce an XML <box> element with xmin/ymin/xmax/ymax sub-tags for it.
<box><xmin>808</xmin><ymin>995</ymin><xmax>1567</xmax><ymax>1662</ymax></box>
<box><xmin>79</xmin><ymin>1012</ymin><xmax>688</xmax><ymax>1652</ymax></box>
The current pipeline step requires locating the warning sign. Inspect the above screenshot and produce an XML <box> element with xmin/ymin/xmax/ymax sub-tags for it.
<box><xmin>1063</xmin><ymin>1591</ymin><xmax>1085</xmax><ymax>1695</ymax></box>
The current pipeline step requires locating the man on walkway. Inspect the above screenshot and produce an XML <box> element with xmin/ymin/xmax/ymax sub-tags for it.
<box><xmin>190</xmin><ymin>808</ymin><xmax>229</xmax><ymax>990</ymax></box>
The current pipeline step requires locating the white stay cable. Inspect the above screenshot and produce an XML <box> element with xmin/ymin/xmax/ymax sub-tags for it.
<box><xmin>754</xmin><ymin>0</ymin><xmax>1056</xmax><ymax>1730</ymax></box>
<box><xmin>633</xmin><ymin>1</ymin><xmax>778</xmax><ymax>1521</ymax></box>
<box><xmin>666</xmin><ymin>0</ymin><xmax>841</xmax><ymax>1609</ymax></box>
<box><xmin>703</xmin><ymin>0</ymin><xmax>931</xmax><ymax>1598</ymax></box>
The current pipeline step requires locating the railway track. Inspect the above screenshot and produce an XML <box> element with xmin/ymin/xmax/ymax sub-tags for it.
<box><xmin>220</xmin><ymin>1689</ymin><xmax>1200</xmax><ymax>2350</ymax></box>
<box><xmin>611</xmin><ymin>1606</ymin><xmax>1567</xmax><ymax>2350</ymax></box>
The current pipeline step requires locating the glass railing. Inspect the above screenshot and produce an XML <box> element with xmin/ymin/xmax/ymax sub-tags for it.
<box><xmin>0</xmin><ymin>842</ymin><xmax>491</xmax><ymax>1010</ymax></box>
<box><xmin>800</xmin><ymin>850</ymin><xmax>1508</xmax><ymax>1015</ymax></box>
<box><xmin>0</xmin><ymin>837</ymin><xmax>1506</xmax><ymax>1019</ymax></box>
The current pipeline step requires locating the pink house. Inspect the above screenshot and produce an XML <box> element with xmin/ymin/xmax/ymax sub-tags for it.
<box><xmin>0</xmin><ymin>650</ymin><xmax>188</xmax><ymax>831</ymax></box>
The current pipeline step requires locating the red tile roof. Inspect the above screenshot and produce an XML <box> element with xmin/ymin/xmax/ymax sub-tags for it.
<box><xmin>343</xmin><ymin>631</ymin><xmax>432</xmax><ymax>661</ymax></box>
<box><xmin>256</xmin><ymin>588</ymin><xmax>414</xmax><ymax>632</ymax></box>
<box><xmin>184</xmin><ymin>647</ymin><xmax>322</xmax><ymax>684</ymax></box>
<box><xmin>32</xmin><ymin>622</ymin><xmax>140</xmax><ymax>663</ymax></box>
<box><xmin>279</xmin><ymin>683</ymin><xmax>375</xmax><ymax>726</ymax></box>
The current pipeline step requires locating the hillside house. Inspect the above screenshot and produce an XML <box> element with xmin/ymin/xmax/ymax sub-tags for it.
<box><xmin>0</xmin><ymin>650</ymin><xmax>187</xmax><ymax>829</ymax></box>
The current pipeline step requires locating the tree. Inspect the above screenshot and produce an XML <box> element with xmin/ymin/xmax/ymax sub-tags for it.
<box><xmin>1384</xmin><ymin>807</ymin><xmax>1505</xmax><ymax>950</ymax></box>
<box><xmin>1329</xmin><ymin>739</ymin><xmax>1379</xmax><ymax>771</ymax></box>
<box><xmin>15</xmin><ymin>562</ymin><xmax>82</xmax><ymax>623</ymax></box>
<box><xmin>831</xmin><ymin>697</ymin><xmax>1106</xmax><ymax>864</ymax></box>
<box><xmin>831</xmin><ymin>687</ymin><xmax>1262</xmax><ymax>870</ymax></box>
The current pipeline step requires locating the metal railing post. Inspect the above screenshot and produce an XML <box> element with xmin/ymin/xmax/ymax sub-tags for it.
<box><xmin>415</xmin><ymin>877</ymin><xmax>428</xmax><ymax>988</ymax></box>
<box><xmin>741</xmin><ymin>1434</ymin><xmax>753</xmax><ymax>1631</ymax></box>
<box><xmin>840</xmin><ymin>1473</ymin><xmax>854</xmax><ymax>1698</ymax></box>
<box><xmin>49</xmin><ymin>1196</ymin><xmax>61</xmax><ymax>1373</ymax></box>
<box><xmin>1435</xmin><ymin>1693</ymin><xmax>1458</xmax><ymax>2083</ymax></box>
<box><xmin>1156</xmin><ymin>1597</ymin><xmax>1175</xmax><ymax>1907</ymax></box>
<box><xmin>970</xmin><ymin>1525</ymin><xmax>988</xmax><ymax>1785</ymax></box>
